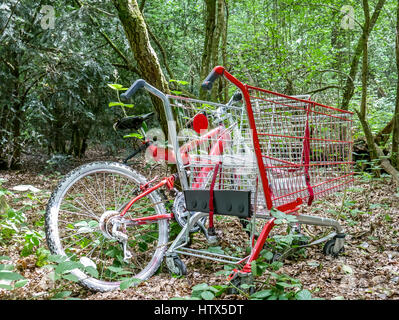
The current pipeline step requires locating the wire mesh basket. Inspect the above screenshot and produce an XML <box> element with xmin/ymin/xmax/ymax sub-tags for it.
<box><xmin>167</xmin><ymin>86</ymin><xmax>354</xmax><ymax>215</ymax></box>
<box><xmin>247</xmin><ymin>86</ymin><xmax>354</xmax><ymax>208</ymax></box>
<box><xmin>168</xmin><ymin>95</ymin><xmax>258</xmax><ymax>195</ymax></box>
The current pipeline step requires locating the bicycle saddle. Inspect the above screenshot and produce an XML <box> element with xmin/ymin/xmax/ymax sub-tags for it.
<box><xmin>113</xmin><ymin>112</ymin><xmax>155</xmax><ymax>131</ymax></box>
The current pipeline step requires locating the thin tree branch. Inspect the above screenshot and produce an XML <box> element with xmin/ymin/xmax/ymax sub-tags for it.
<box><xmin>146</xmin><ymin>27</ymin><xmax>174</xmax><ymax>79</ymax></box>
<box><xmin>304</xmin><ymin>85</ymin><xmax>341</xmax><ymax>95</ymax></box>
<box><xmin>139</xmin><ymin>0</ymin><xmax>146</xmax><ymax>13</ymax></box>
<box><xmin>0</xmin><ymin>0</ymin><xmax>21</xmax><ymax>38</ymax></box>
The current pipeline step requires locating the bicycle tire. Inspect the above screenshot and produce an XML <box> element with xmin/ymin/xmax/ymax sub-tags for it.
<box><xmin>45</xmin><ymin>161</ymin><xmax>169</xmax><ymax>292</ymax></box>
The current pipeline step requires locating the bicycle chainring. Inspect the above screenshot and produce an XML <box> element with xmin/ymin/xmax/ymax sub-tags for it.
<box><xmin>172</xmin><ymin>192</ymin><xmax>206</xmax><ymax>233</ymax></box>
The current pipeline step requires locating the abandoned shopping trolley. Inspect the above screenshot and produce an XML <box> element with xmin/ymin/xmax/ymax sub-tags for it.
<box><xmin>44</xmin><ymin>68</ymin><xmax>354</xmax><ymax>292</ymax></box>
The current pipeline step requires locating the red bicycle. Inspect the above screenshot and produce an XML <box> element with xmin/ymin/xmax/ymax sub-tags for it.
<box><xmin>45</xmin><ymin>81</ymin><xmax>249</xmax><ymax>292</ymax></box>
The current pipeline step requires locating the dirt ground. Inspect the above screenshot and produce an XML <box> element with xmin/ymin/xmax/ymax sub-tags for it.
<box><xmin>1</xmin><ymin>151</ymin><xmax>398</xmax><ymax>300</ymax></box>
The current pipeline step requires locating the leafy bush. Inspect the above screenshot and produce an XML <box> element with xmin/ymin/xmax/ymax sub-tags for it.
<box><xmin>0</xmin><ymin>256</ymin><xmax>28</xmax><ymax>291</ymax></box>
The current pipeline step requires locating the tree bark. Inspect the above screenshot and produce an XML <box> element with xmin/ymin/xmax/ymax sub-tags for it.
<box><xmin>199</xmin><ymin>0</ymin><xmax>217</xmax><ymax>100</ymax></box>
<box><xmin>356</xmin><ymin>1</ymin><xmax>378</xmax><ymax>163</ymax></box>
<box><xmin>199</xmin><ymin>0</ymin><xmax>227</xmax><ymax>101</ymax></box>
<box><xmin>112</xmin><ymin>0</ymin><xmax>170</xmax><ymax>136</ymax></box>
<box><xmin>392</xmin><ymin>0</ymin><xmax>399</xmax><ymax>169</ymax></box>
<box><xmin>221</xmin><ymin>0</ymin><xmax>228</xmax><ymax>102</ymax></box>
<box><xmin>212</xmin><ymin>0</ymin><xmax>225</xmax><ymax>101</ymax></box>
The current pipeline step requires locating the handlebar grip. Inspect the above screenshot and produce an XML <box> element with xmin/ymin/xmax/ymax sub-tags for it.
<box><xmin>201</xmin><ymin>66</ymin><xmax>224</xmax><ymax>90</ymax></box>
<box><xmin>232</xmin><ymin>92</ymin><xmax>242</xmax><ymax>102</ymax></box>
<box><xmin>120</xmin><ymin>79</ymin><xmax>146</xmax><ymax>102</ymax></box>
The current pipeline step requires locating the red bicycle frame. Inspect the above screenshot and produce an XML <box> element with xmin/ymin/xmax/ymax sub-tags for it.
<box><xmin>119</xmin><ymin>123</ymin><xmax>231</xmax><ymax>221</ymax></box>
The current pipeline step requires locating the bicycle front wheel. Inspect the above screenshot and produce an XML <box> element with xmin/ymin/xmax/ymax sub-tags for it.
<box><xmin>45</xmin><ymin>161</ymin><xmax>169</xmax><ymax>292</ymax></box>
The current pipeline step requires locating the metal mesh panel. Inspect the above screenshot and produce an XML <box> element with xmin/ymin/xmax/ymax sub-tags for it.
<box><xmin>247</xmin><ymin>87</ymin><xmax>354</xmax><ymax>207</ymax></box>
<box><xmin>167</xmin><ymin>95</ymin><xmax>266</xmax><ymax>209</ymax></box>
<box><xmin>166</xmin><ymin>87</ymin><xmax>353</xmax><ymax>213</ymax></box>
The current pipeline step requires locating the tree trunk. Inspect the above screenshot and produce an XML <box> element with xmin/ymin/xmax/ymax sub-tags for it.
<box><xmin>112</xmin><ymin>0</ymin><xmax>170</xmax><ymax>137</ymax></box>
<box><xmin>392</xmin><ymin>0</ymin><xmax>399</xmax><ymax>169</ymax></box>
<box><xmin>356</xmin><ymin>0</ymin><xmax>378</xmax><ymax>163</ymax></box>
<box><xmin>199</xmin><ymin>0</ymin><xmax>228</xmax><ymax>101</ymax></box>
<box><xmin>221</xmin><ymin>0</ymin><xmax>228</xmax><ymax>102</ymax></box>
<box><xmin>340</xmin><ymin>0</ymin><xmax>386</xmax><ymax>110</ymax></box>
<box><xmin>199</xmin><ymin>0</ymin><xmax>217</xmax><ymax>100</ymax></box>
<box><xmin>210</xmin><ymin>0</ymin><xmax>225</xmax><ymax>101</ymax></box>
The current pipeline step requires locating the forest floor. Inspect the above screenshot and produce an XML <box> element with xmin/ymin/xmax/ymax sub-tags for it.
<box><xmin>0</xmin><ymin>149</ymin><xmax>399</xmax><ymax>300</ymax></box>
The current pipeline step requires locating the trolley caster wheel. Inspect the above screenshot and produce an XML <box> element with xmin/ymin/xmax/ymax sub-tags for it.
<box><xmin>323</xmin><ymin>239</ymin><xmax>344</xmax><ymax>257</ymax></box>
<box><xmin>166</xmin><ymin>256</ymin><xmax>187</xmax><ymax>276</ymax></box>
<box><xmin>227</xmin><ymin>271</ymin><xmax>255</xmax><ymax>295</ymax></box>
<box><xmin>272</xmin><ymin>252</ymin><xmax>283</xmax><ymax>262</ymax></box>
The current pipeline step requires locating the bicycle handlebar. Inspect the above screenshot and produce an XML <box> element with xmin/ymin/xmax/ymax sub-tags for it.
<box><xmin>120</xmin><ymin>79</ymin><xmax>146</xmax><ymax>102</ymax></box>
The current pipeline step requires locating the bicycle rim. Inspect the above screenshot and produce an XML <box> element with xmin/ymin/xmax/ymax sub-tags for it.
<box><xmin>45</xmin><ymin>161</ymin><xmax>169</xmax><ymax>292</ymax></box>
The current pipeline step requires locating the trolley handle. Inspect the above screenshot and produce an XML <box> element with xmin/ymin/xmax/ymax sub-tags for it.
<box><xmin>120</xmin><ymin>79</ymin><xmax>146</xmax><ymax>102</ymax></box>
<box><xmin>202</xmin><ymin>66</ymin><xmax>225</xmax><ymax>90</ymax></box>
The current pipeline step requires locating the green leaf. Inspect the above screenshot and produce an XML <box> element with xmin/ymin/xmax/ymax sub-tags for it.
<box><xmin>14</xmin><ymin>279</ymin><xmax>28</xmax><ymax>288</ymax></box>
<box><xmin>296</xmin><ymin>289</ymin><xmax>313</xmax><ymax>300</ymax></box>
<box><xmin>107</xmin><ymin>84</ymin><xmax>127</xmax><ymax>91</ymax></box>
<box><xmin>261</xmin><ymin>250</ymin><xmax>274</xmax><ymax>260</ymax></box>
<box><xmin>120</xmin><ymin>278</ymin><xmax>141</xmax><ymax>290</ymax></box>
<box><xmin>55</xmin><ymin>261</ymin><xmax>83</xmax><ymax>274</ymax></box>
<box><xmin>123</xmin><ymin>133</ymin><xmax>144</xmax><ymax>139</ymax></box>
<box><xmin>270</xmin><ymin>261</ymin><xmax>283</xmax><ymax>270</ymax></box>
<box><xmin>0</xmin><ymin>284</ymin><xmax>13</xmax><ymax>290</ymax></box>
<box><xmin>0</xmin><ymin>271</ymin><xmax>24</xmax><ymax>281</ymax></box>
<box><xmin>0</xmin><ymin>256</ymin><xmax>11</xmax><ymax>261</ymax></box>
<box><xmin>108</xmin><ymin>102</ymin><xmax>134</xmax><ymax>108</ymax></box>
<box><xmin>108</xmin><ymin>102</ymin><xmax>125</xmax><ymax>107</ymax></box>
<box><xmin>276</xmin><ymin>281</ymin><xmax>301</xmax><ymax>288</ymax></box>
<box><xmin>250</xmin><ymin>260</ymin><xmax>257</xmax><ymax>276</ymax></box>
<box><xmin>52</xmin><ymin>291</ymin><xmax>72</xmax><ymax>300</ymax></box>
<box><xmin>271</xmin><ymin>208</ymin><xmax>298</xmax><ymax>224</ymax></box>
<box><xmin>169</xmin><ymin>79</ymin><xmax>189</xmax><ymax>85</ymax></box>
<box><xmin>206</xmin><ymin>246</ymin><xmax>224</xmax><ymax>254</ymax></box>
<box><xmin>192</xmin><ymin>283</ymin><xmax>209</xmax><ymax>291</ymax></box>
<box><xmin>62</xmin><ymin>273</ymin><xmax>81</xmax><ymax>282</ymax></box>
<box><xmin>0</xmin><ymin>264</ymin><xmax>14</xmax><ymax>271</ymax></box>
<box><xmin>47</xmin><ymin>254</ymin><xmax>68</xmax><ymax>263</ymax></box>
<box><xmin>200</xmin><ymin>291</ymin><xmax>215</xmax><ymax>300</ymax></box>
<box><xmin>84</xmin><ymin>266</ymin><xmax>99</xmax><ymax>278</ymax></box>
<box><xmin>107</xmin><ymin>266</ymin><xmax>132</xmax><ymax>275</ymax></box>
<box><xmin>250</xmin><ymin>289</ymin><xmax>273</xmax><ymax>299</ymax></box>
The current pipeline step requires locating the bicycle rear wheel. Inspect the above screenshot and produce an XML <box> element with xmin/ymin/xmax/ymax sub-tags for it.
<box><xmin>45</xmin><ymin>161</ymin><xmax>169</xmax><ymax>292</ymax></box>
